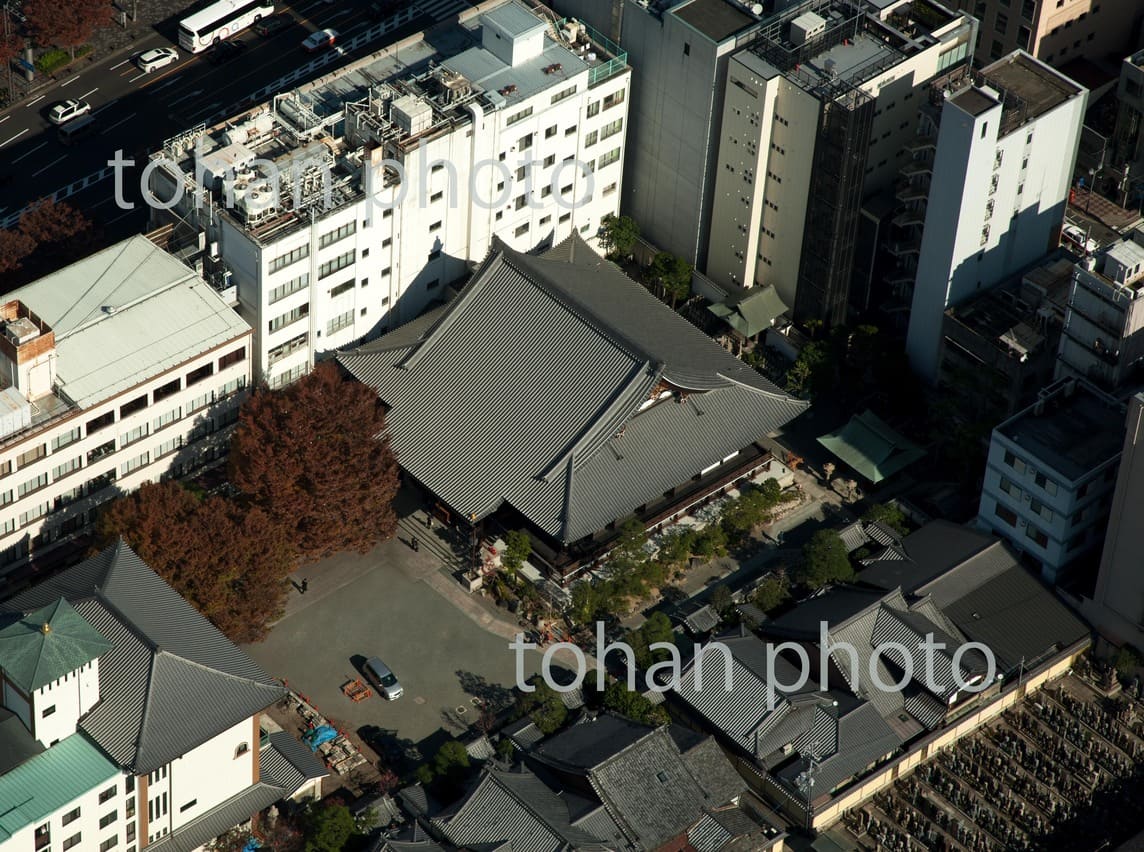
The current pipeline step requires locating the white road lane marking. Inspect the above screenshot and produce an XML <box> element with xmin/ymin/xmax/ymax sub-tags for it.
<box><xmin>12</xmin><ymin>142</ymin><xmax>47</xmax><ymax>163</ymax></box>
<box><xmin>100</xmin><ymin>112</ymin><xmax>136</xmax><ymax>134</ymax></box>
<box><xmin>0</xmin><ymin>128</ymin><xmax>29</xmax><ymax>146</ymax></box>
<box><xmin>109</xmin><ymin>58</ymin><xmax>131</xmax><ymax>70</ymax></box>
<box><xmin>60</xmin><ymin>75</ymin><xmax>80</xmax><ymax>87</ymax></box>
<box><xmin>79</xmin><ymin>87</ymin><xmax>99</xmax><ymax>99</ymax></box>
<box><xmin>32</xmin><ymin>155</ymin><xmax>67</xmax><ymax>177</ymax></box>
<box><xmin>26</xmin><ymin>95</ymin><xmax>46</xmax><ymax>106</ymax></box>
<box><xmin>0</xmin><ymin>115</ymin><xmax>9</xmax><ymax>124</ymax></box>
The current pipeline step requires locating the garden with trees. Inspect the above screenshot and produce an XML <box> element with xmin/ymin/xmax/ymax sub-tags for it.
<box><xmin>95</xmin><ymin>363</ymin><xmax>400</xmax><ymax>643</ymax></box>
<box><xmin>0</xmin><ymin>198</ymin><xmax>99</xmax><ymax>284</ymax></box>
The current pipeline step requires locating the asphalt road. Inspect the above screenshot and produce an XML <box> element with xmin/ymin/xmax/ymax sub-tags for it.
<box><xmin>0</xmin><ymin>0</ymin><xmax>465</xmax><ymax>225</ymax></box>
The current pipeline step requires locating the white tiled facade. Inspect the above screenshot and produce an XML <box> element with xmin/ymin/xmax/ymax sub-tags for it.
<box><xmin>0</xmin><ymin>335</ymin><xmax>250</xmax><ymax>576</ymax></box>
<box><xmin>152</xmin><ymin>1</ymin><xmax>631</xmax><ymax>388</ymax></box>
<box><xmin>905</xmin><ymin>51</ymin><xmax>1087</xmax><ymax>382</ymax></box>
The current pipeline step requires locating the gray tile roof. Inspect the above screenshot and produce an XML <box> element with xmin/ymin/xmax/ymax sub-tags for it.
<box><xmin>261</xmin><ymin>731</ymin><xmax>329</xmax><ymax>791</ymax></box>
<box><xmin>338</xmin><ymin>236</ymin><xmax>807</xmax><ymax>542</ymax></box>
<box><xmin>435</xmin><ymin>767</ymin><xmax>614</xmax><ymax>851</ymax></box>
<box><xmin>858</xmin><ymin>520</ymin><xmax>1007</xmax><ymax>597</ymax></box>
<box><xmin>530</xmin><ymin>714</ymin><xmax>747</xmax><ymax>850</ymax></box>
<box><xmin>145</xmin><ymin>781</ymin><xmax>292</xmax><ymax>852</ymax></box>
<box><xmin>776</xmin><ymin>700</ymin><xmax>901</xmax><ymax>795</ymax></box>
<box><xmin>941</xmin><ymin>563</ymin><xmax>1090</xmax><ymax>672</ymax></box>
<box><xmin>3</xmin><ymin>541</ymin><xmax>284</xmax><ymax>773</ymax></box>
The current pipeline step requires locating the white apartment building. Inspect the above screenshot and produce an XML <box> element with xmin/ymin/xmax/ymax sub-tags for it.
<box><xmin>149</xmin><ymin>0</ymin><xmax>631</xmax><ymax>387</ymax></box>
<box><xmin>904</xmin><ymin>50</ymin><xmax>1086</xmax><ymax>382</ymax></box>
<box><xmin>1056</xmin><ymin>228</ymin><xmax>1144</xmax><ymax>391</ymax></box>
<box><xmin>977</xmin><ymin>376</ymin><xmax>1124</xmax><ymax>584</ymax></box>
<box><xmin>0</xmin><ymin>541</ymin><xmax>326</xmax><ymax>852</ymax></box>
<box><xmin>704</xmin><ymin>0</ymin><xmax>976</xmax><ymax>325</ymax></box>
<box><xmin>0</xmin><ymin>235</ymin><xmax>252</xmax><ymax>581</ymax></box>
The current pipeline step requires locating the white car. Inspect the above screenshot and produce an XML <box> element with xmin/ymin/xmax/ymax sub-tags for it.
<box><xmin>47</xmin><ymin>99</ymin><xmax>91</xmax><ymax>125</ymax></box>
<box><xmin>135</xmin><ymin>47</ymin><xmax>179</xmax><ymax>73</ymax></box>
<box><xmin>1062</xmin><ymin>223</ymin><xmax>1097</xmax><ymax>255</ymax></box>
<box><xmin>301</xmin><ymin>28</ymin><xmax>338</xmax><ymax>52</ymax></box>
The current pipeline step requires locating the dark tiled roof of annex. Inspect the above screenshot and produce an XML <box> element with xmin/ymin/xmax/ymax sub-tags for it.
<box><xmin>3</xmin><ymin>540</ymin><xmax>284</xmax><ymax>774</ymax></box>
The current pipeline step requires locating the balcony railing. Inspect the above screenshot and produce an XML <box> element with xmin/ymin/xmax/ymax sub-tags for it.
<box><xmin>553</xmin><ymin>18</ymin><xmax>628</xmax><ymax>86</ymax></box>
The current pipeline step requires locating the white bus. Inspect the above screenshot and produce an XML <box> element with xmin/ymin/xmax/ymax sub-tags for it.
<box><xmin>178</xmin><ymin>0</ymin><xmax>275</xmax><ymax>52</ymax></box>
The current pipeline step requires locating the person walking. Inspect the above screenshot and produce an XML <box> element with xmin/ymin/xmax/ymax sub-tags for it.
<box><xmin>300</xmin><ymin>578</ymin><xmax>309</xmax><ymax>594</ymax></box>
<box><xmin>411</xmin><ymin>536</ymin><xmax>420</xmax><ymax>552</ymax></box>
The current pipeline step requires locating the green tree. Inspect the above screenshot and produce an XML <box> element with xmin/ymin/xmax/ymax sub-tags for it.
<box><xmin>299</xmin><ymin>803</ymin><xmax>356</xmax><ymax>852</ymax></box>
<box><xmin>1114</xmin><ymin>645</ymin><xmax>1141</xmax><ymax>679</ymax></box>
<box><xmin>708</xmin><ymin>584</ymin><xmax>733</xmax><ymax>616</ymax></box>
<box><xmin>751</xmin><ymin>572</ymin><xmax>790</xmax><ymax>613</ymax></box>
<box><xmin>601</xmin><ymin>680</ymin><xmax>669</xmax><ymax>726</ymax></box>
<box><xmin>862</xmin><ymin>502</ymin><xmax>909</xmax><ymax>536</ymax></box>
<box><xmin>648</xmin><ymin>252</ymin><xmax>692</xmax><ymax>307</ymax></box>
<box><xmin>692</xmin><ymin>524</ymin><xmax>728</xmax><ymax>559</ymax></box>
<box><xmin>598</xmin><ymin>213</ymin><xmax>640</xmax><ymax>259</ymax></box>
<box><xmin>785</xmin><ymin>341</ymin><xmax>832</xmax><ymax>397</ymax></box>
<box><xmin>629</xmin><ymin>611</ymin><xmax>675</xmax><ymax>668</ymax></box>
<box><xmin>656</xmin><ymin>528</ymin><xmax>696</xmax><ymax>566</ymax></box>
<box><xmin>229</xmin><ymin>362</ymin><xmax>399</xmax><ymax>561</ymax></box>
<box><xmin>794</xmin><ymin>530</ymin><xmax>853</xmax><ymax>590</ymax></box>
<box><xmin>516</xmin><ymin>681</ymin><xmax>568</xmax><ymax>734</ymax></box>
<box><xmin>501</xmin><ymin>530</ymin><xmax>531</xmax><ymax>573</ymax></box>
<box><xmin>608</xmin><ymin>517</ymin><xmax>648</xmax><ymax>574</ymax></box>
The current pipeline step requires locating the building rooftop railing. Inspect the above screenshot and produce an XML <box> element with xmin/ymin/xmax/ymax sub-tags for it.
<box><xmin>553</xmin><ymin>17</ymin><xmax>628</xmax><ymax>86</ymax></box>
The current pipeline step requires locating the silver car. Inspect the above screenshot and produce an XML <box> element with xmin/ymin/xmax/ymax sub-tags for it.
<box><xmin>48</xmin><ymin>99</ymin><xmax>91</xmax><ymax>125</ymax></box>
<box><xmin>363</xmin><ymin>656</ymin><xmax>404</xmax><ymax>700</ymax></box>
<box><xmin>136</xmin><ymin>47</ymin><xmax>179</xmax><ymax>73</ymax></box>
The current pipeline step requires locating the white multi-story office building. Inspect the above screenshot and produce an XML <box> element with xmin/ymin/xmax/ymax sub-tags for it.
<box><xmin>0</xmin><ymin>541</ymin><xmax>325</xmax><ymax>852</ymax></box>
<box><xmin>977</xmin><ymin>376</ymin><xmax>1124</xmax><ymax>583</ymax></box>
<box><xmin>1056</xmin><ymin>228</ymin><xmax>1144</xmax><ymax>391</ymax></box>
<box><xmin>704</xmin><ymin>0</ymin><xmax>976</xmax><ymax>324</ymax></box>
<box><xmin>904</xmin><ymin>50</ymin><xmax>1086</xmax><ymax>382</ymax></box>
<box><xmin>149</xmin><ymin>0</ymin><xmax>631</xmax><ymax>387</ymax></box>
<box><xmin>0</xmin><ymin>235</ymin><xmax>252</xmax><ymax>581</ymax></box>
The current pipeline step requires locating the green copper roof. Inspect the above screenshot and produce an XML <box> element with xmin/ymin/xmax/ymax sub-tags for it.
<box><xmin>0</xmin><ymin>598</ymin><xmax>111</xmax><ymax>693</ymax></box>
<box><xmin>707</xmin><ymin>285</ymin><xmax>788</xmax><ymax>338</ymax></box>
<box><xmin>817</xmin><ymin>410</ymin><xmax>926</xmax><ymax>484</ymax></box>
<box><xmin>0</xmin><ymin>733</ymin><xmax>119</xmax><ymax>841</ymax></box>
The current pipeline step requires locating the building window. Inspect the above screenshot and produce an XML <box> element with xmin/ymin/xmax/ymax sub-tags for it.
<box><xmin>99</xmin><ymin>812</ymin><xmax>117</xmax><ymax>829</ymax></box>
<box><xmin>318</xmin><ymin>251</ymin><xmax>354</xmax><ymax>280</ymax></box>
<box><xmin>995</xmin><ymin>504</ymin><xmax>1018</xmax><ymax>527</ymax></box>
<box><xmin>545</xmin><ymin>125</ymin><xmax>557</xmax><ymax>139</ymax></box>
<box><xmin>329</xmin><ymin>280</ymin><xmax>355</xmax><ymax>299</ymax></box>
<box><xmin>187</xmin><ymin>392</ymin><xmax>212</xmax><ymax>414</ymax></box>
<box><xmin>683</xmin><ymin>42</ymin><xmax>690</xmax><ymax>55</ymax></box>
<box><xmin>1034</xmin><ymin>471</ymin><xmax>1058</xmax><ymax>496</ymax></box>
<box><xmin>429</xmin><ymin>220</ymin><xmax>442</xmax><ymax>232</ymax></box>
<box><xmin>99</xmin><ymin>786</ymin><xmax>117</xmax><ymax>804</ymax></box>
<box><xmin>587</xmin><ymin>101</ymin><xmax>600</xmax><ymax>118</ymax></box>
<box><xmin>87</xmin><ymin>439</ymin><xmax>115</xmax><ymax>465</ymax></box>
<box><xmin>584</xmin><ymin>130</ymin><xmax>598</xmax><ymax>147</ymax></box>
<box><xmin>186</xmin><ymin>363</ymin><xmax>214</xmax><ymax>386</ymax></box>
<box><xmin>1003</xmin><ymin>450</ymin><xmax>1026</xmax><ymax>475</ymax></box>
<box><xmin>599</xmin><ymin>118</ymin><xmax>623</xmax><ymax>140</ymax></box>
<box><xmin>52</xmin><ymin>457</ymin><xmax>81</xmax><ymax>480</ymax></box>
<box><xmin>235</xmin><ymin>742</ymin><xmax>250</xmax><ymax>758</ymax></box>
<box><xmin>52</xmin><ymin>427</ymin><xmax>82</xmax><ymax>452</ymax></box>
<box><xmin>120</xmin><ymin>394</ymin><xmax>149</xmax><ymax>419</ymax></box>
<box><xmin>268</xmin><ymin>273</ymin><xmax>309</xmax><ymax>304</ymax></box>
<box><xmin>550</xmin><ymin>85</ymin><xmax>576</xmax><ymax>104</ymax></box>
<box><xmin>268</xmin><ymin>244</ymin><xmax>309</xmax><ymax>273</ymax></box>
<box><xmin>506</xmin><ymin>106</ymin><xmax>533</xmax><ymax>126</ymax></box>
<box><xmin>514</xmin><ymin>223</ymin><xmax>529</xmax><ymax>237</ymax></box>
<box><xmin>18</xmin><ymin>472</ymin><xmax>48</xmax><ymax>498</ymax></box>
<box><xmin>603</xmin><ymin>90</ymin><xmax>625</xmax><ymax>110</ymax></box>
<box><xmin>268</xmin><ymin>333</ymin><xmax>308</xmax><ymax>366</ymax></box>
<box><xmin>120</xmin><ymin>424</ymin><xmax>149</xmax><ymax>448</ymax></box>
<box><xmin>42</xmin><ymin>704</ymin><xmax>56</xmax><ymax>717</ymax></box>
<box><xmin>16</xmin><ymin>444</ymin><xmax>45</xmax><ymax>468</ymax></box>
<box><xmin>218</xmin><ymin>347</ymin><xmax>246</xmax><ymax>370</ymax></box>
<box><xmin>100</xmin><ymin>837</ymin><xmax>119</xmax><ymax>852</ymax></box>
<box><xmin>62</xmin><ymin>808</ymin><xmax>81</xmax><ymax>826</ymax></box>
<box><xmin>598</xmin><ymin>147</ymin><xmax>621</xmax><ymax>169</ymax></box>
<box><xmin>1025</xmin><ymin>524</ymin><xmax>1049</xmax><ymax>548</ymax></box>
<box><xmin>62</xmin><ymin>835</ymin><xmax>82</xmax><ymax>851</ymax></box>
<box><xmin>121</xmin><ymin>452</ymin><xmax>150</xmax><ymax>476</ymax></box>
<box><xmin>318</xmin><ymin>221</ymin><xmax>356</xmax><ymax>249</ymax></box>
<box><xmin>327</xmin><ymin>311</ymin><xmax>354</xmax><ymax>336</ymax></box>
<box><xmin>269</xmin><ymin>303</ymin><xmax>310</xmax><ymax>334</ymax></box>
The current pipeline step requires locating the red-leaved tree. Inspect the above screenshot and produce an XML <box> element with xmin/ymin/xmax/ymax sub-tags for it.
<box><xmin>229</xmin><ymin>362</ymin><xmax>400</xmax><ymax>561</ymax></box>
<box><xmin>0</xmin><ymin>229</ymin><xmax>35</xmax><ymax>276</ymax></box>
<box><xmin>94</xmin><ymin>481</ymin><xmax>298</xmax><ymax>643</ymax></box>
<box><xmin>23</xmin><ymin>0</ymin><xmax>112</xmax><ymax>57</ymax></box>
